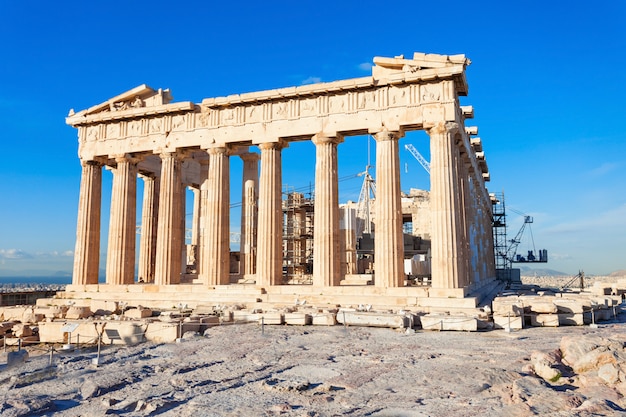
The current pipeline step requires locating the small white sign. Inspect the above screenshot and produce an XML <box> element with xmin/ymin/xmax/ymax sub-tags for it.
<box><xmin>60</xmin><ymin>323</ymin><xmax>80</xmax><ymax>333</ymax></box>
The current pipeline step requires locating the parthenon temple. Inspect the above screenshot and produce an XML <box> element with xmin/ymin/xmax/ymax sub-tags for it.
<box><xmin>61</xmin><ymin>52</ymin><xmax>498</xmax><ymax>312</ymax></box>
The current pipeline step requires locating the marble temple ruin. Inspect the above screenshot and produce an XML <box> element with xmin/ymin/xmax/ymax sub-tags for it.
<box><xmin>61</xmin><ymin>52</ymin><xmax>498</xmax><ymax>312</ymax></box>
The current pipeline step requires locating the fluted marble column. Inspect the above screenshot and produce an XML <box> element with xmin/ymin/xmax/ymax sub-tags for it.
<box><xmin>374</xmin><ymin>130</ymin><xmax>405</xmax><ymax>288</ymax></box>
<box><xmin>467</xmin><ymin>171</ymin><xmax>481</xmax><ymax>287</ymax></box>
<box><xmin>202</xmin><ymin>146</ymin><xmax>230</xmax><ymax>285</ymax></box>
<box><xmin>428</xmin><ymin>122</ymin><xmax>465</xmax><ymax>289</ymax></box>
<box><xmin>106</xmin><ymin>155</ymin><xmax>138</xmax><ymax>285</ymax></box>
<box><xmin>154</xmin><ymin>152</ymin><xmax>183</xmax><ymax>285</ymax></box>
<box><xmin>312</xmin><ymin>134</ymin><xmax>343</xmax><ymax>287</ymax></box>
<box><xmin>190</xmin><ymin>187</ymin><xmax>201</xmax><ymax>247</ymax></box>
<box><xmin>73</xmin><ymin>160</ymin><xmax>102</xmax><ymax>285</ymax></box>
<box><xmin>196</xmin><ymin>160</ymin><xmax>209</xmax><ymax>278</ymax></box>
<box><xmin>240</xmin><ymin>152</ymin><xmax>259</xmax><ymax>278</ymax></box>
<box><xmin>458</xmin><ymin>159</ymin><xmax>472</xmax><ymax>288</ymax></box>
<box><xmin>482</xmin><ymin>192</ymin><xmax>497</xmax><ymax>279</ymax></box>
<box><xmin>138</xmin><ymin>173</ymin><xmax>160</xmax><ymax>283</ymax></box>
<box><xmin>256</xmin><ymin>141</ymin><xmax>285</xmax><ymax>287</ymax></box>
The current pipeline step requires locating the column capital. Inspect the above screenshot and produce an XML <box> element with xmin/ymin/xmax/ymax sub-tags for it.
<box><xmin>156</xmin><ymin>149</ymin><xmax>188</xmax><ymax>161</ymax></box>
<box><xmin>312</xmin><ymin>133</ymin><xmax>344</xmax><ymax>146</ymax></box>
<box><xmin>426</xmin><ymin>121</ymin><xmax>460</xmax><ymax>136</ymax></box>
<box><xmin>206</xmin><ymin>145</ymin><xmax>231</xmax><ymax>156</ymax></box>
<box><xmin>239</xmin><ymin>152</ymin><xmax>260</xmax><ymax>162</ymax></box>
<box><xmin>113</xmin><ymin>153</ymin><xmax>142</xmax><ymax>165</ymax></box>
<box><xmin>372</xmin><ymin>129</ymin><xmax>404</xmax><ymax>142</ymax></box>
<box><xmin>259</xmin><ymin>140</ymin><xmax>288</xmax><ymax>151</ymax></box>
<box><xmin>81</xmin><ymin>159</ymin><xmax>103</xmax><ymax>168</ymax></box>
<box><xmin>138</xmin><ymin>171</ymin><xmax>159</xmax><ymax>181</ymax></box>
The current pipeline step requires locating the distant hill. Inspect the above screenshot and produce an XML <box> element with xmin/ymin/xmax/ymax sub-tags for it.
<box><xmin>519</xmin><ymin>266</ymin><xmax>626</xmax><ymax>278</ymax></box>
<box><xmin>518</xmin><ymin>266</ymin><xmax>570</xmax><ymax>277</ymax></box>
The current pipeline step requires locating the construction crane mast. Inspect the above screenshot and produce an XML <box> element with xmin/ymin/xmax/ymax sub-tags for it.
<box><xmin>404</xmin><ymin>144</ymin><xmax>430</xmax><ymax>175</ymax></box>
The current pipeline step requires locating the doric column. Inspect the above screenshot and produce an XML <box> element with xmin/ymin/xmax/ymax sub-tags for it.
<box><xmin>312</xmin><ymin>134</ymin><xmax>343</xmax><ymax>287</ymax></box>
<box><xmin>196</xmin><ymin>160</ymin><xmax>210</xmax><ymax>278</ymax></box>
<box><xmin>179</xmin><ymin>181</ymin><xmax>187</xmax><ymax>275</ymax></box>
<box><xmin>202</xmin><ymin>146</ymin><xmax>230</xmax><ymax>285</ymax></box>
<box><xmin>72</xmin><ymin>160</ymin><xmax>102</xmax><ymax>285</ymax></box>
<box><xmin>154</xmin><ymin>152</ymin><xmax>183</xmax><ymax>285</ymax></box>
<box><xmin>106</xmin><ymin>154</ymin><xmax>138</xmax><ymax>285</ymax></box>
<box><xmin>240</xmin><ymin>152</ymin><xmax>259</xmax><ymax>278</ymax></box>
<box><xmin>190</xmin><ymin>187</ymin><xmax>201</xmax><ymax>246</ymax></box>
<box><xmin>138</xmin><ymin>173</ymin><xmax>160</xmax><ymax>283</ymax></box>
<box><xmin>467</xmin><ymin>172</ymin><xmax>481</xmax><ymax>286</ymax></box>
<box><xmin>482</xmin><ymin>192</ymin><xmax>497</xmax><ymax>279</ymax></box>
<box><xmin>428</xmin><ymin>122</ymin><xmax>465</xmax><ymax>289</ymax></box>
<box><xmin>256</xmin><ymin>141</ymin><xmax>285</xmax><ymax>287</ymax></box>
<box><xmin>374</xmin><ymin>130</ymin><xmax>405</xmax><ymax>287</ymax></box>
<box><xmin>457</xmin><ymin>159</ymin><xmax>472</xmax><ymax>287</ymax></box>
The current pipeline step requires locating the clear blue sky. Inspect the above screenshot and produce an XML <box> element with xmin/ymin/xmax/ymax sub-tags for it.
<box><xmin>1</xmin><ymin>1</ymin><xmax>624</xmax><ymax>277</ymax></box>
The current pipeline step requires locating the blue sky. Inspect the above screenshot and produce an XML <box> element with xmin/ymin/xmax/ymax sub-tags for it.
<box><xmin>0</xmin><ymin>1</ymin><xmax>624</xmax><ymax>277</ymax></box>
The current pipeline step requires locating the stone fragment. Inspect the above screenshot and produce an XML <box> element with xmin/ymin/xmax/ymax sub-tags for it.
<box><xmin>530</xmin><ymin>314</ymin><xmax>559</xmax><ymax>327</ymax></box>
<box><xmin>526</xmin><ymin>299</ymin><xmax>558</xmax><ymax>314</ymax></box>
<box><xmin>557</xmin><ymin>313</ymin><xmax>585</xmax><ymax>326</ymax></box>
<box><xmin>0</xmin><ymin>321</ymin><xmax>16</xmax><ymax>334</ymax></box>
<box><xmin>491</xmin><ymin>297</ymin><xmax>523</xmax><ymax>316</ymax></box>
<box><xmin>65</xmin><ymin>306</ymin><xmax>93</xmax><ymax>319</ymax></box>
<box><xmin>91</xmin><ymin>300</ymin><xmax>119</xmax><ymax>315</ymax></box>
<box><xmin>3</xmin><ymin>307</ymin><xmax>28</xmax><ymax>322</ymax></box>
<box><xmin>124</xmin><ymin>307</ymin><xmax>152</xmax><ymax>319</ymax></box>
<box><xmin>337</xmin><ymin>310</ymin><xmax>407</xmax><ymax>329</ymax></box>
<box><xmin>232</xmin><ymin>310</ymin><xmax>260</xmax><ymax>323</ymax></box>
<box><xmin>311</xmin><ymin>312</ymin><xmax>336</xmax><ymax>326</ymax></box>
<box><xmin>493</xmin><ymin>314</ymin><xmax>523</xmax><ymax>330</ymax></box>
<box><xmin>200</xmin><ymin>316</ymin><xmax>220</xmax><ymax>327</ymax></box>
<box><xmin>12</xmin><ymin>323</ymin><xmax>33</xmax><ymax>338</ymax></box>
<box><xmin>553</xmin><ymin>299</ymin><xmax>584</xmax><ymax>314</ymax></box>
<box><xmin>259</xmin><ymin>312</ymin><xmax>284</xmax><ymax>325</ymax></box>
<box><xmin>420</xmin><ymin>314</ymin><xmax>478</xmax><ymax>331</ymax></box>
<box><xmin>284</xmin><ymin>312</ymin><xmax>312</xmax><ymax>325</ymax></box>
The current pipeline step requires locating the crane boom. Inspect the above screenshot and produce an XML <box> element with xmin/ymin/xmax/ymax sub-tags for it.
<box><xmin>404</xmin><ymin>144</ymin><xmax>430</xmax><ymax>175</ymax></box>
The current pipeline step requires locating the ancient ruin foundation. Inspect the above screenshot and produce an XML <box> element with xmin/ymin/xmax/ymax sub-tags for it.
<box><xmin>61</xmin><ymin>52</ymin><xmax>498</xmax><ymax>311</ymax></box>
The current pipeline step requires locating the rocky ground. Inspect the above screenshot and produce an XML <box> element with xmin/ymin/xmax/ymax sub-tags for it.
<box><xmin>2</xmin><ymin>316</ymin><xmax>626</xmax><ymax>416</ymax></box>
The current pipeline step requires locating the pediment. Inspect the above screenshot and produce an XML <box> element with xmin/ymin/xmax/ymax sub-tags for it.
<box><xmin>68</xmin><ymin>85</ymin><xmax>173</xmax><ymax>118</ymax></box>
<box><xmin>372</xmin><ymin>52</ymin><xmax>471</xmax><ymax>95</ymax></box>
<box><xmin>373</xmin><ymin>52</ymin><xmax>470</xmax><ymax>73</ymax></box>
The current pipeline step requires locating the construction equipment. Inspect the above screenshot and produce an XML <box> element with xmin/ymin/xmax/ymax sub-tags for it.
<box><xmin>508</xmin><ymin>215</ymin><xmax>548</xmax><ymax>264</ymax></box>
<box><xmin>404</xmin><ymin>144</ymin><xmax>430</xmax><ymax>175</ymax></box>
<box><xmin>355</xmin><ymin>165</ymin><xmax>376</xmax><ymax>238</ymax></box>
<box><xmin>492</xmin><ymin>192</ymin><xmax>548</xmax><ymax>283</ymax></box>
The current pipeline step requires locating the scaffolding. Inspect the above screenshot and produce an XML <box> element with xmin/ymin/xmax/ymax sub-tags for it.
<box><xmin>491</xmin><ymin>192</ymin><xmax>510</xmax><ymax>282</ymax></box>
<box><xmin>282</xmin><ymin>191</ymin><xmax>314</xmax><ymax>284</ymax></box>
